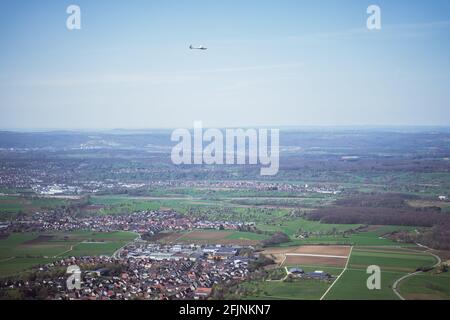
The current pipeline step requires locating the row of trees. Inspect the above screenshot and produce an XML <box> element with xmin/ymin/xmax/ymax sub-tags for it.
<box><xmin>305</xmin><ymin>194</ymin><xmax>450</xmax><ymax>249</ymax></box>
<box><xmin>306</xmin><ymin>207</ymin><xmax>448</xmax><ymax>227</ymax></box>
<box><xmin>261</xmin><ymin>232</ymin><xmax>290</xmax><ymax>247</ymax></box>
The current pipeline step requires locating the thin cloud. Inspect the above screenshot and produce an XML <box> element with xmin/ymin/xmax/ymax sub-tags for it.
<box><xmin>2</xmin><ymin>63</ymin><xmax>304</xmax><ymax>87</ymax></box>
<box><xmin>216</xmin><ymin>20</ymin><xmax>450</xmax><ymax>46</ymax></box>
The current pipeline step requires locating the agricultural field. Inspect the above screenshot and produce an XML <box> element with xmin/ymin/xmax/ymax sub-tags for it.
<box><xmin>255</xmin><ymin>244</ymin><xmax>446</xmax><ymax>300</ymax></box>
<box><xmin>227</xmin><ymin>246</ymin><xmax>350</xmax><ymax>300</ymax></box>
<box><xmin>235</xmin><ymin>279</ymin><xmax>331</xmax><ymax>300</ymax></box>
<box><xmin>324</xmin><ymin>247</ymin><xmax>439</xmax><ymax>300</ymax></box>
<box><xmin>0</xmin><ymin>195</ymin><xmax>69</xmax><ymax>216</ymax></box>
<box><xmin>88</xmin><ymin>196</ymin><xmax>161</xmax><ymax>214</ymax></box>
<box><xmin>349</xmin><ymin>248</ymin><xmax>436</xmax><ymax>272</ymax></box>
<box><xmin>398</xmin><ymin>272</ymin><xmax>450</xmax><ymax>300</ymax></box>
<box><xmin>324</xmin><ymin>268</ymin><xmax>404</xmax><ymax>300</ymax></box>
<box><xmin>227</xmin><ymin>194</ymin><xmax>338</xmax><ymax>208</ymax></box>
<box><xmin>263</xmin><ymin>245</ymin><xmax>351</xmax><ymax>268</ymax></box>
<box><xmin>0</xmin><ymin>231</ymin><xmax>138</xmax><ymax>277</ymax></box>
<box><xmin>256</xmin><ymin>218</ymin><xmax>360</xmax><ymax>237</ymax></box>
<box><xmin>275</xmin><ymin>225</ymin><xmax>418</xmax><ymax>247</ymax></box>
<box><xmin>162</xmin><ymin>230</ymin><xmax>269</xmax><ymax>245</ymax></box>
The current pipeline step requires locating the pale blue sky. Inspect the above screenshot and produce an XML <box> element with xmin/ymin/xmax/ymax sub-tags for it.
<box><xmin>0</xmin><ymin>0</ymin><xmax>450</xmax><ymax>129</ymax></box>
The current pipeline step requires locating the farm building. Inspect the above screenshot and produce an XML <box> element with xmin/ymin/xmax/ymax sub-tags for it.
<box><xmin>304</xmin><ymin>271</ymin><xmax>331</xmax><ymax>280</ymax></box>
<box><xmin>289</xmin><ymin>268</ymin><xmax>304</xmax><ymax>275</ymax></box>
<box><xmin>214</xmin><ymin>247</ymin><xmax>238</xmax><ymax>258</ymax></box>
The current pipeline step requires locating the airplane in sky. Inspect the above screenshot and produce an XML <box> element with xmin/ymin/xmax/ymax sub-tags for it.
<box><xmin>189</xmin><ymin>45</ymin><xmax>207</xmax><ymax>50</ymax></box>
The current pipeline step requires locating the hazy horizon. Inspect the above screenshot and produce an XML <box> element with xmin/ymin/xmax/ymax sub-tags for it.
<box><xmin>2</xmin><ymin>125</ymin><xmax>450</xmax><ymax>134</ymax></box>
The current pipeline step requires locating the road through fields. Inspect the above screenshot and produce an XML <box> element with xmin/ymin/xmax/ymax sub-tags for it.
<box><xmin>392</xmin><ymin>244</ymin><xmax>442</xmax><ymax>300</ymax></box>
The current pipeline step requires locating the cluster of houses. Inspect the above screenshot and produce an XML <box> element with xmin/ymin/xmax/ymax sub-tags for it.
<box><xmin>0</xmin><ymin>162</ymin><xmax>155</xmax><ymax>195</ymax></box>
<box><xmin>0</xmin><ymin>163</ymin><xmax>342</xmax><ymax>196</ymax></box>
<box><xmin>28</xmin><ymin>180</ymin><xmax>342</xmax><ymax>196</ymax></box>
<box><xmin>147</xmin><ymin>180</ymin><xmax>341</xmax><ymax>194</ymax></box>
<box><xmin>4</xmin><ymin>209</ymin><xmax>250</xmax><ymax>235</ymax></box>
<box><xmin>1</xmin><ymin>243</ymin><xmax>255</xmax><ymax>300</ymax></box>
<box><xmin>32</xmin><ymin>184</ymin><xmax>79</xmax><ymax>195</ymax></box>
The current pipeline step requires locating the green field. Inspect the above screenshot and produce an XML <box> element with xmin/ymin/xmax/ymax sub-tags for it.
<box><xmin>226</xmin><ymin>266</ymin><xmax>341</xmax><ymax>300</ymax></box>
<box><xmin>89</xmin><ymin>196</ymin><xmax>161</xmax><ymax>214</ymax></box>
<box><xmin>224</xmin><ymin>231</ymin><xmax>268</xmax><ymax>241</ymax></box>
<box><xmin>170</xmin><ymin>229</ymin><xmax>269</xmax><ymax>243</ymax></box>
<box><xmin>224</xmin><ymin>245</ymin><xmax>444</xmax><ymax>300</ymax></box>
<box><xmin>349</xmin><ymin>249</ymin><xmax>436</xmax><ymax>272</ymax></box>
<box><xmin>0</xmin><ymin>195</ymin><xmax>69</xmax><ymax>216</ymax></box>
<box><xmin>273</xmin><ymin>224</ymin><xmax>418</xmax><ymax>247</ymax></box>
<box><xmin>234</xmin><ymin>279</ymin><xmax>332</xmax><ymax>300</ymax></box>
<box><xmin>324</xmin><ymin>269</ymin><xmax>404</xmax><ymax>300</ymax></box>
<box><xmin>276</xmin><ymin>232</ymin><xmax>402</xmax><ymax>247</ymax></box>
<box><xmin>0</xmin><ymin>231</ymin><xmax>138</xmax><ymax>277</ymax></box>
<box><xmin>324</xmin><ymin>247</ymin><xmax>439</xmax><ymax>300</ymax></box>
<box><xmin>257</xmin><ymin>218</ymin><xmax>360</xmax><ymax>237</ymax></box>
<box><xmin>399</xmin><ymin>272</ymin><xmax>450</xmax><ymax>300</ymax></box>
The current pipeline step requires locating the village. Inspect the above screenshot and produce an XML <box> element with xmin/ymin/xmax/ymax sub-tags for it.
<box><xmin>0</xmin><ymin>241</ymin><xmax>257</xmax><ymax>300</ymax></box>
<box><xmin>3</xmin><ymin>209</ymin><xmax>253</xmax><ymax>235</ymax></box>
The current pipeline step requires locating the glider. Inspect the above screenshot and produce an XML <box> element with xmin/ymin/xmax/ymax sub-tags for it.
<box><xmin>189</xmin><ymin>45</ymin><xmax>207</xmax><ymax>50</ymax></box>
